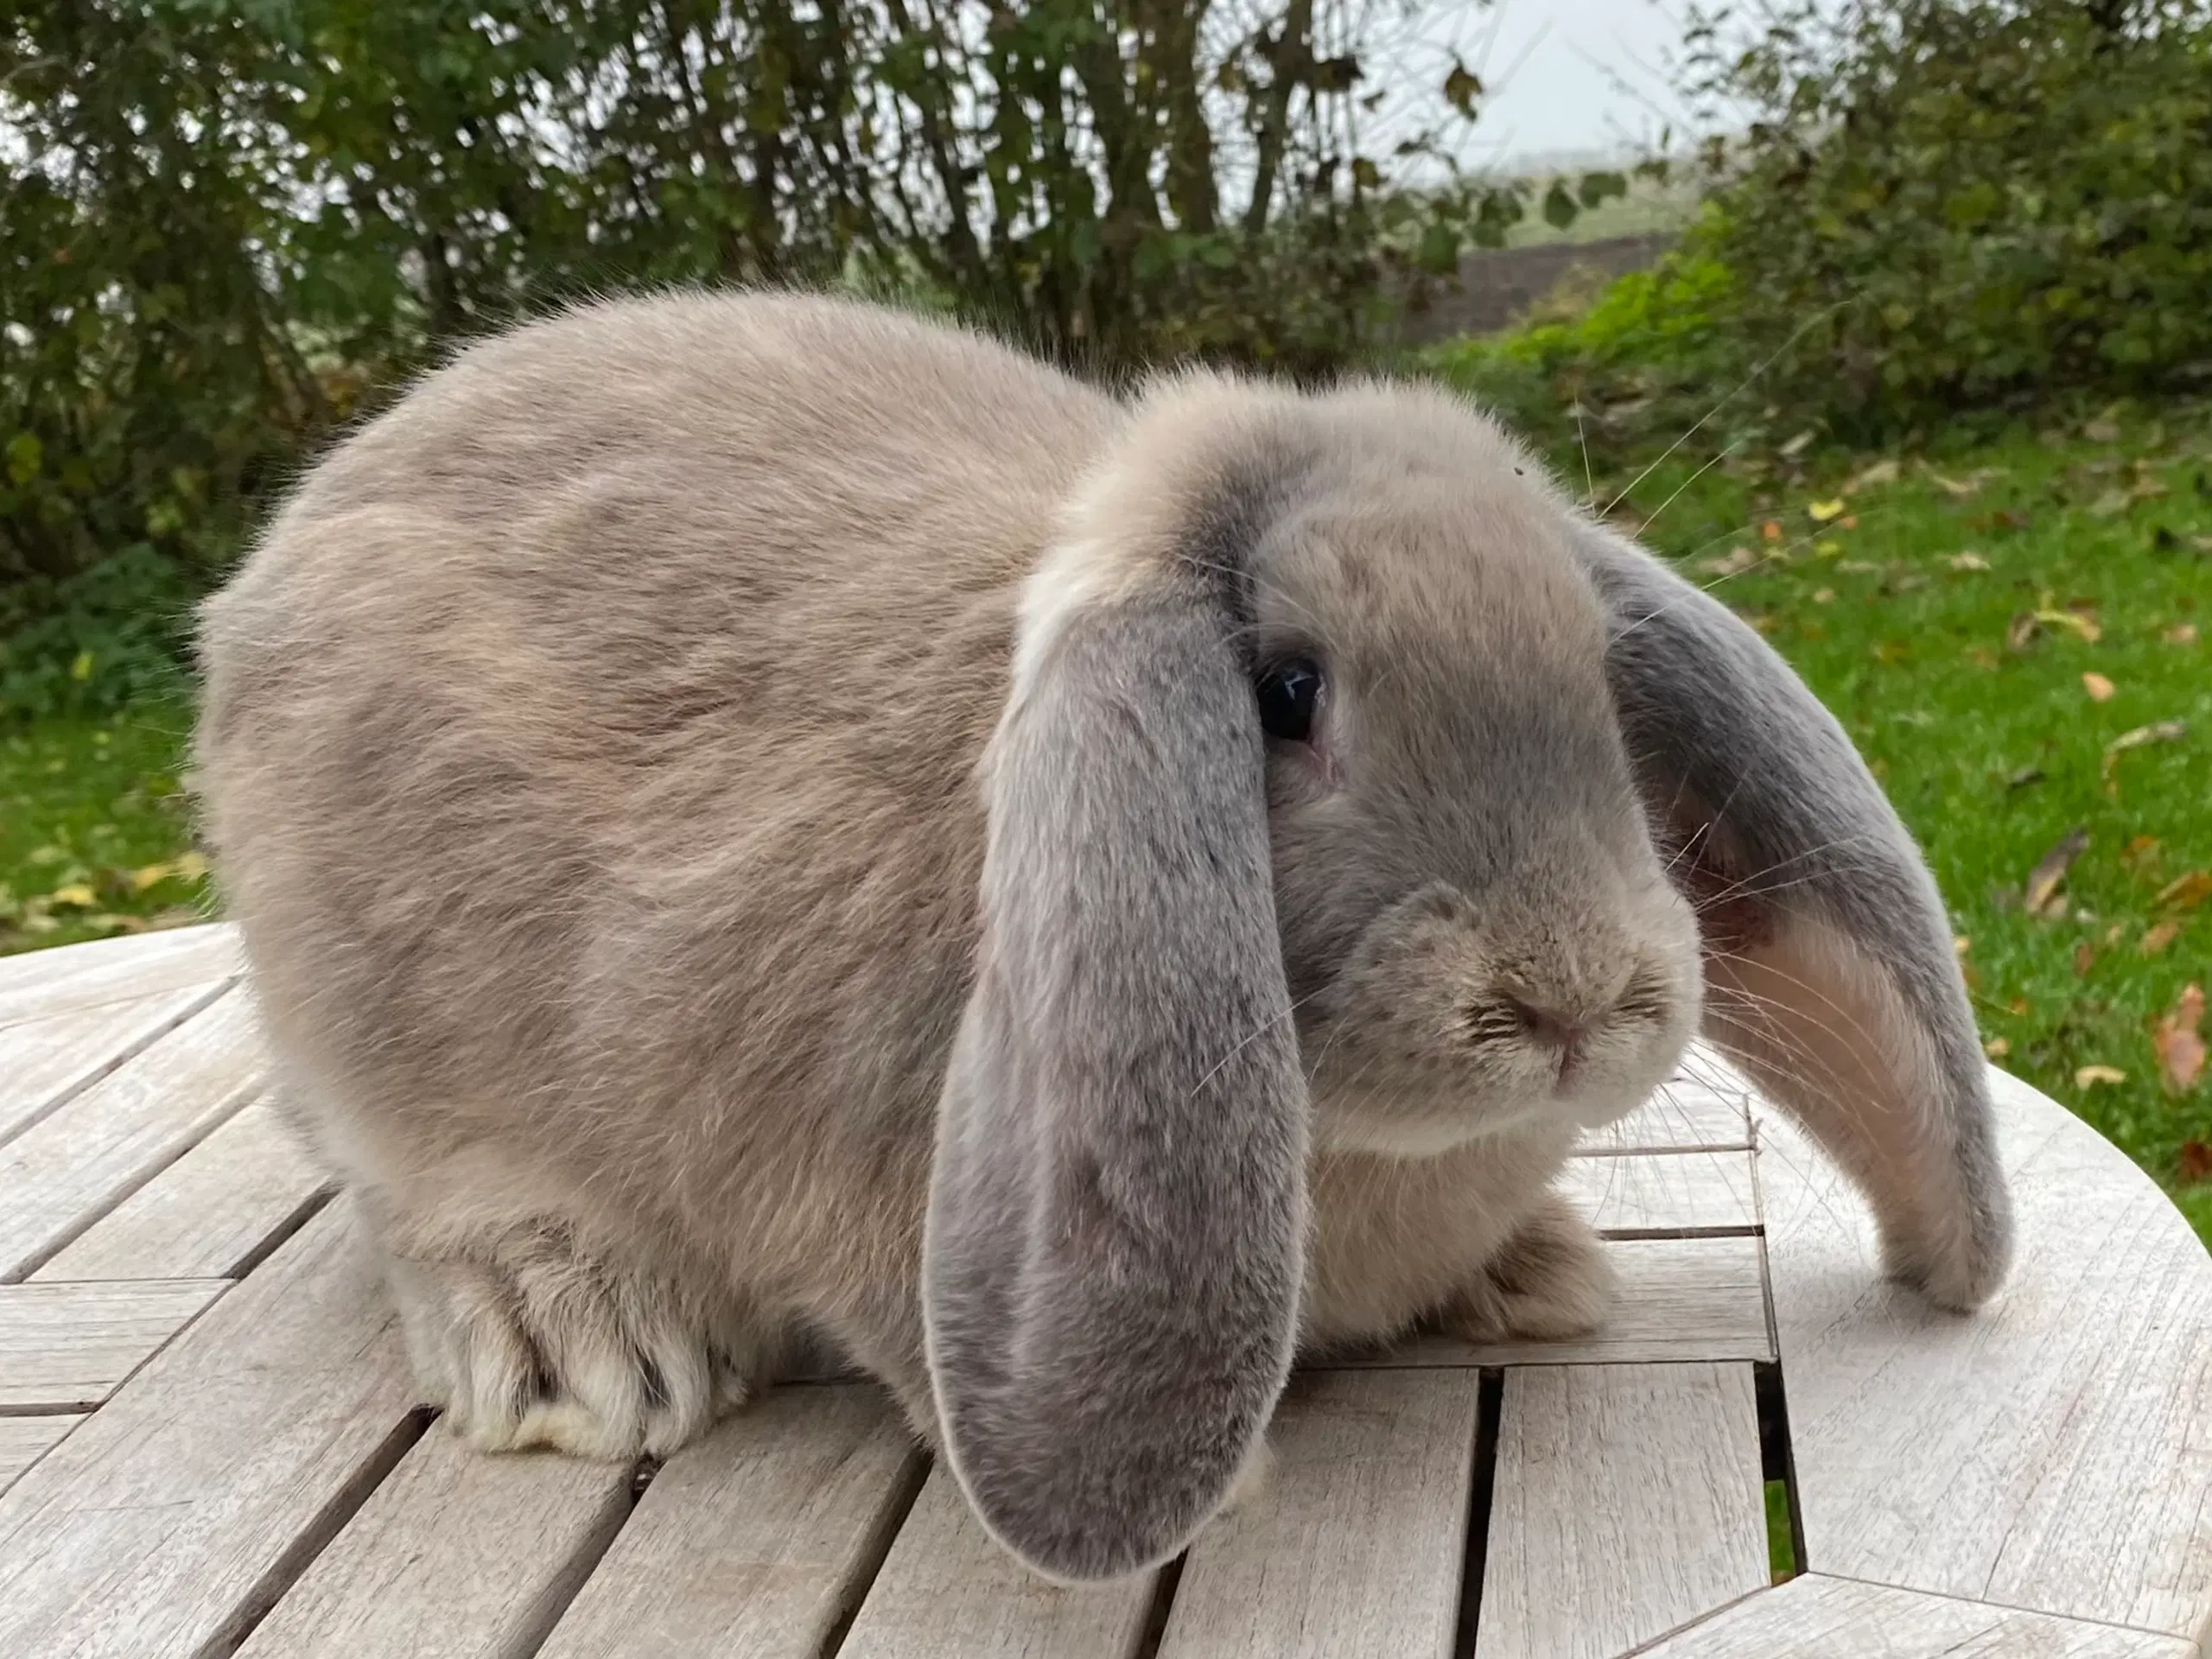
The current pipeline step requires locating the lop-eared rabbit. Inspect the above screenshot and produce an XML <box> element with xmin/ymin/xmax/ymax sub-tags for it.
<box><xmin>194</xmin><ymin>293</ymin><xmax>2011</xmax><ymax>1581</ymax></box>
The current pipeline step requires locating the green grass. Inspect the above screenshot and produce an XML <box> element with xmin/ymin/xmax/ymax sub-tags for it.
<box><xmin>0</xmin><ymin>698</ymin><xmax>210</xmax><ymax>951</ymax></box>
<box><xmin>4</xmin><ymin>403</ymin><xmax>2208</xmax><ymax>1245</ymax></box>
<box><xmin>1557</xmin><ymin>402</ymin><xmax>2212</xmax><ymax>1244</ymax></box>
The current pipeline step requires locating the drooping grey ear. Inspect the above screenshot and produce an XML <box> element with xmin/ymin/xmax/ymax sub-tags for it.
<box><xmin>922</xmin><ymin>541</ymin><xmax>1309</xmax><ymax>1582</ymax></box>
<box><xmin>1572</xmin><ymin>523</ymin><xmax>2012</xmax><ymax>1312</ymax></box>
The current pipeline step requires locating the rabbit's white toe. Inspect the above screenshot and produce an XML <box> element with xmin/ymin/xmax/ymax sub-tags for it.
<box><xmin>385</xmin><ymin>1223</ymin><xmax>769</xmax><ymax>1462</ymax></box>
<box><xmin>1440</xmin><ymin>1192</ymin><xmax>1616</xmax><ymax>1343</ymax></box>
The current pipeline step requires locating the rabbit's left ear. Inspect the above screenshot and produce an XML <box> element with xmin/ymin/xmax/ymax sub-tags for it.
<box><xmin>1572</xmin><ymin>523</ymin><xmax>2012</xmax><ymax>1311</ymax></box>
<box><xmin>922</xmin><ymin>487</ymin><xmax>1309</xmax><ymax>1582</ymax></box>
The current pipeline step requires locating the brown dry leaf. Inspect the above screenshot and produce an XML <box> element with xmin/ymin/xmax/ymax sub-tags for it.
<box><xmin>1967</xmin><ymin>645</ymin><xmax>2000</xmax><ymax>670</ymax></box>
<box><xmin>2005</xmin><ymin>613</ymin><xmax>2039</xmax><ymax>650</ymax></box>
<box><xmin>2142</xmin><ymin>920</ymin><xmax>2182</xmax><ymax>956</ymax></box>
<box><xmin>2180</xmin><ymin>1141</ymin><xmax>2212</xmax><ymax>1184</ymax></box>
<box><xmin>1984</xmin><ymin>1036</ymin><xmax>2011</xmax><ymax>1060</ymax></box>
<box><xmin>2157</xmin><ymin>870</ymin><xmax>2212</xmax><ymax>913</ymax></box>
<box><xmin>2076</xmin><ymin>1065</ymin><xmax>2127</xmax><ymax>1088</ymax></box>
<box><xmin>1813</xmin><ymin>587</ymin><xmax>1835</xmax><ymax>604</ymax></box>
<box><xmin>2153</xmin><ymin>983</ymin><xmax>2206</xmax><ymax>1095</ymax></box>
<box><xmin>2024</xmin><ymin>827</ymin><xmax>2089</xmax><ymax>917</ymax></box>
<box><xmin>1947</xmin><ymin>550</ymin><xmax>1991</xmax><ymax>571</ymax></box>
<box><xmin>2165</xmin><ymin>623</ymin><xmax>2199</xmax><ymax>645</ymax></box>
<box><xmin>1845</xmin><ymin>458</ymin><xmax>1900</xmax><ymax>492</ymax></box>
<box><xmin>1758</xmin><ymin>518</ymin><xmax>1783</xmax><ymax>543</ymax></box>
<box><xmin>47</xmin><ymin>882</ymin><xmax>96</xmax><ymax>909</ymax></box>
<box><xmin>2084</xmin><ymin>413</ymin><xmax>2123</xmax><ymax>443</ymax></box>
<box><xmin>2082</xmin><ymin>671</ymin><xmax>2117</xmax><ymax>702</ymax></box>
<box><xmin>1840</xmin><ymin>513</ymin><xmax>1859</xmax><ymax>530</ymax></box>
<box><xmin>2122</xmin><ymin>834</ymin><xmax>2163</xmax><ymax>870</ymax></box>
<box><xmin>2073</xmin><ymin>940</ymin><xmax>2096</xmax><ymax>976</ymax></box>
<box><xmin>1953</xmin><ymin>935</ymin><xmax>1972</xmax><ymax>957</ymax></box>
<box><xmin>2106</xmin><ymin>922</ymin><xmax>2125</xmax><ymax>946</ymax></box>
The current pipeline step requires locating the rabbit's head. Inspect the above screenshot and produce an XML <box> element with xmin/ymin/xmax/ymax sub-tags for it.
<box><xmin>924</xmin><ymin>372</ymin><xmax>2010</xmax><ymax>1582</ymax></box>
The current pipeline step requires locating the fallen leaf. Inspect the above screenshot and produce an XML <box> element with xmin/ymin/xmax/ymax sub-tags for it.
<box><xmin>1929</xmin><ymin>471</ymin><xmax>1980</xmax><ymax>498</ymax></box>
<box><xmin>2122</xmin><ymin>834</ymin><xmax>2163</xmax><ymax>869</ymax></box>
<box><xmin>2024</xmin><ymin>827</ymin><xmax>2089</xmax><ymax>917</ymax></box>
<box><xmin>2076</xmin><ymin>1065</ymin><xmax>2127</xmax><ymax>1088</ymax></box>
<box><xmin>1967</xmin><ymin>645</ymin><xmax>2000</xmax><ymax>669</ymax></box>
<box><xmin>2142</xmin><ymin>920</ymin><xmax>2182</xmax><ymax>955</ymax></box>
<box><xmin>2005</xmin><ymin>765</ymin><xmax>2044</xmax><ymax>789</ymax></box>
<box><xmin>1814</xmin><ymin>538</ymin><xmax>1842</xmax><ymax>556</ymax></box>
<box><xmin>2101</xmin><ymin>719</ymin><xmax>2186</xmax><ymax>793</ymax></box>
<box><xmin>1779</xmin><ymin>429</ymin><xmax>1816</xmax><ymax>460</ymax></box>
<box><xmin>1808</xmin><ymin>498</ymin><xmax>1847</xmax><ymax>522</ymax></box>
<box><xmin>1872</xmin><ymin>640</ymin><xmax>1909</xmax><ymax>664</ymax></box>
<box><xmin>1839</xmin><ymin>559</ymin><xmax>1880</xmax><ymax>573</ymax></box>
<box><xmin>2033</xmin><ymin>595</ymin><xmax>2102</xmax><ymax>642</ymax></box>
<box><xmin>2084</xmin><ymin>414</ymin><xmax>2123</xmax><ymax>443</ymax></box>
<box><xmin>47</xmin><ymin>882</ymin><xmax>96</xmax><ymax>908</ymax></box>
<box><xmin>1700</xmin><ymin>547</ymin><xmax>1763</xmax><ymax>577</ymax></box>
<box><xmin>1839</xmin><ymin>514</ymin><xmax>1859</xmax><ymax>530</ymax></box>
<box><xmin>2180</xmin><ymin>1141</ymin><xmax>2212</xmax><ymax>1184</ymax></box>
<box><xmin>1984</xmin><ymin>1036</ymin><xmax>2011</xmax><ymax>1060</ymax></box>
<box><xmin>2088</xmin><ymin>487</ymin><xmax>2133</xmax><ymax>518</ymax></box>
<box><xmin>2073</xmin><ymin>940</ymin><xmax>2095</xmax><ymax>976</ymax></box>
<box><xmin>2131</xmin><ymin>474</ymin><xmax>2171</xmax><ymax>502</ymax></box>
<box><xmin>2157</xmin><ymin>870</ymin><xmax>2212</xmax><ymax>913</ymax></box>
<box><xmin>2154</xmin><ymin>983</ymin><xmax>2206</xmax><ymax>1094</ymax></box>
<box><xmin>1947</xmin><ymin>550</ymin><xmax>1991</xmax><ymax>571</ymax></box>
<box><xmin>1845</xmin><ymin>458</ymin><xmax>1899</xmax><ymax>492</ymax></box>
<box><xmin>1953</xmin><ymin>936</ymin><xmax>1972</xmax><ymax>957</ymax></box>
<box><xmin>1758</xmin><ymin>518</ymin><xmax>1783</xmax><ymax>543</ymax></box>
<box><xmin>2106</xmin><ymin>923</ymin><xmax>2125</xmax><ymax>945</ymax></box>
<box><xmin>2166</xmin><ymin>623</ymin><xmax>2199</xmax><ymax>645</ymax></box>
<box><xmin>1813</xmin><ymin>587</ymin><xmax>1834</xmax><ymax>603</ymax></box>
<box><xmin>2082</xmin><ymin>671</ymin><xmax>2116</xmax><ymax>702</ymax></box>
<box><xmin>130</xmin><ymin>849</ymin><xmax>211</xmax><ymax>893</ymax></box>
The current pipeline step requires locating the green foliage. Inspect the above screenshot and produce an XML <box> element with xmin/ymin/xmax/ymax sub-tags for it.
<box><xmin>3</xmin><ymin>0</ymin><xmax>1613</xmax><ymax>712</ymax></box>
<box><xmin>1433</xmin><ymin>1</ymin><xmax>2212</xmax><ymax>461</ymax></box>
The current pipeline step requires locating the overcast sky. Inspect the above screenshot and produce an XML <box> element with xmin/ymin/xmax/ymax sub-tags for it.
<box><xmin>1430</xmin><ymin>0</ymin><xmax>1703</xmax><ymax>167</ymax></box>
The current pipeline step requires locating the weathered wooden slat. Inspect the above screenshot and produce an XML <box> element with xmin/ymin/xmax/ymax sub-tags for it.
<box><xmin>0</xmin><ymin>989</ymin><xmax>264</xmax><ymax>1281</ymax></box>
<box><xmin>1322</xmin><ymin>1235</ymin><xmax>1772</xmax><ymax>1369</ymax></box>
<box><xmin>1632</xmin><ymin>1573</ymin><xmax>2196</xmax><ymax>1658</ymax></box>
<box><xmin>1476</xmin><ymin>1363</ymin><xmax>1770</xmax><ymax>1659</ymax></box>
<box><xmin>0</xmin><ymin>1415</ymin><xmax>82</xmax><ymax>1496</ymax></box>
<box><xmin>34</xmin><ymin>1095</ymin><xmax>327</xmax><ymax>1282</ymax></box>
<box><xmin>235</xmin><ymin>1428</ymin><xmax>632</xmax><ymax>1659</ymax></box>
<box><xmin>1759</xmin><ymin>1069</ymin><xmax>2212</xmax><ymax>1642</ymax></box>
<box><xmin>1579</xmin><ymin>1056</ymin><xmax>1752</xmax><ymax>1154</ymax></box>
<box><xmin>839</xmin><ymin>1465</ymin><xmax>1157</xmax><ymax>1659</ymax></box>
<box><xmin>0</xmin><ymin>1204</ymin><xmax>421</xmax><ymax>1659</ymax></box>
<box><xmin>0</xmin><ymin>1278</ymin><xmax>226</xmax><ymax>1410</ymax></box>
<box><xmin>537</xmin><ymin>1386</ymin><xmax>921</xmax><ymax>1659</ymax></box>
<box><xmin>0</xmin><ymin>981</ymin><xmax>232</xmax><ymax>1148</ymax></box>
<box><xmin>1155</xmin><ymin>1369</ymin><xmax>1481</xmax><ymax>1659</ymax></box>
<box><xmin>0</xmin><ymin>923</ymin><xmax>238</xmax><ymax>1028</ymax></box>
<box><xmin>1559</xmin><ymin>1150</ymin><xmax>1758</xmax><ymax>1236</ymax></box>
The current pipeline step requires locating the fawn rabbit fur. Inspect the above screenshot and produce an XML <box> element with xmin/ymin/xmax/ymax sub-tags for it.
<box><xmin>194</xmin><ymin>292</ymin><xmax>2012</xmax><ymax>1580</ymax></box>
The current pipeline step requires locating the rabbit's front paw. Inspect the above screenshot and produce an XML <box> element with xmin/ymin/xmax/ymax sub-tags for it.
<box><xmin>1440</xmin><ymin>1193</ymin><xmax>1615</xmax><ymax>1343</ymax></box>
<box><xmin>387</xmin><ymin>1223</ymin><xmax>772</xmax><ymax>1461</ymax></box>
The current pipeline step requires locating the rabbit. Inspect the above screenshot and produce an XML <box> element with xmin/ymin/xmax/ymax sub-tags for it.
<box><xmin>192</xmin><ymin>290</ymin><xmax>2012</xmax><ymax>1584</ymax></box>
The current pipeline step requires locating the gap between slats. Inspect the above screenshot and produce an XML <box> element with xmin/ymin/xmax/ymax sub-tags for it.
<box><xmin>0</xmin><ymin>976</ymin><xmax>238</xmax><ymax>1156</ymax></box>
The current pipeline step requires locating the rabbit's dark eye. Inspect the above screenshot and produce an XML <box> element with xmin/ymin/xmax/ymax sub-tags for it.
<box><xmin>1255</xmin><ymin>658</ymin><xmax>1324</xmax><ymax>743</ymax></box>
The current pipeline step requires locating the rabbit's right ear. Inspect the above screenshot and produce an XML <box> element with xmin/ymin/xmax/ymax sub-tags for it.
<box><xmin>922</xmin><ymin>450</ymin><xmax>1309</xmax><ymax>1583</ymax></box>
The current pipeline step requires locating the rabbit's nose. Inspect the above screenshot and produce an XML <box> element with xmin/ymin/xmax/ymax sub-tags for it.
<box><xmin>1502</xmin><ymin>995</ymin><xmax>1590</xmax><ymax>1085</ymax></box>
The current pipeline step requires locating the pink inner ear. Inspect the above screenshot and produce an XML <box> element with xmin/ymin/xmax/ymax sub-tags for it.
<box><xmin>1699</xmin><ymin>911</ymin><xmax>1992</xmax><ymax>1310</ymax></box>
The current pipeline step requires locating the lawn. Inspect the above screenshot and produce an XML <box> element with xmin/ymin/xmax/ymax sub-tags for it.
<box><xmin>3</xmin><ymin>404</ymin><xmax>2206</xmax><ymax>1248</ymax></box>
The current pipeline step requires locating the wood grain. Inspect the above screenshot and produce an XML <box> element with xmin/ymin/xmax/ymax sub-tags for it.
<box><xmin>0</xmin><ymin>1277</ymin><xmax>226</xmax><ymax>1409</ymax></box>
<box><xmin>0</xmin><ymin>988</ymin><xmax>264</xmax><ymax>1281</ymax></box>
<box><xmin>1632</xmin><ymin>1574</ymin><xmax>2196</xmax><ymax>1658</ymax></box>
<box><xmin>0</xmin><ymin>1415</ymin><xmax>81</xmax><ymax>1496</ymax></box>
<box><xmin>0</xmin><ymin>923</ymin><xmax>238</xmax><ymax>1028</ymax></box>
<box><xmin>1475</xmin><ymin>1363</ymin><xmax>1770</xmax><ymax>1659</ymax></box>
<box><xmin>537</xmin><ymin>1386</ymin><xmax>923</xmax><ymax>1659</ymax></box>
<box><xmin>839</xmin><ymin>1465</ymin><xmax>1157</xmax><ymax>1659</ymax></box>
<box><xmin>1579</xmin><ymin>1055</ymin><xmax>1753</xmax><ymax>1154</ymax></box>
<box><xmin>1324</xmin><ymin>1235</ymin><xmax>1772</xmax><ymax>1369</ymax></box>
<box><xmin>0</xmin><ymin>982</ymin><xmax>233</xmax><ymax>1149</ymax></box>
<box><xmin>236</xmin><ymin>1427</ymin><xmax>632</xmax><ymax>1659</ymax></box>
<box><xmin>0</xmin><ymin>1203</ymin><xmax>422</xmax><ymax>1659</ymax></box>
<box><xmin>1759</xmin><ymin>1068</ymin><xmax>2212</xmax><ymax>1643</ymax></box>
<box><xmin>1155</xmin><ymin>1369</ymin><xmax>1481</xmax><ymax>1659</ymax></box>
<box><xmin>34</xmin><ymin>1094</ymin><xmax>327</xmax><ymax>1282</ymax></box>
<box><xmin>1559</xmin><ymin>1150</ymin><xmax>1758</xmax><ymax>1236</ymax></box>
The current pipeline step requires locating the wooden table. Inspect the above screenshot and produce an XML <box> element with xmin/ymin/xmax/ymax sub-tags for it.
<box><xmin>1</xmin><ymin>925</ymin><xmax>2206</xmax><ymax>1658</ymax></box>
